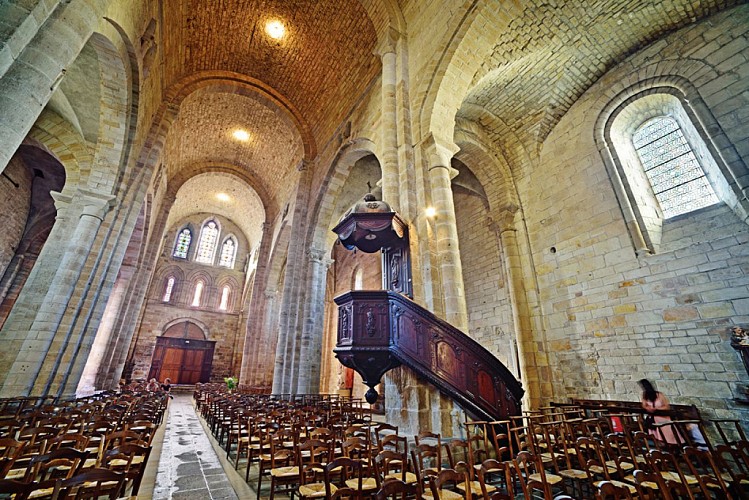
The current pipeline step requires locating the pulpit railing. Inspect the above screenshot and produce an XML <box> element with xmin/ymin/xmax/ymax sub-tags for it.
<box><xmin>334</xmin><ymin>290</ymin><xmax>523</xmax><ymax>421</ymax></box>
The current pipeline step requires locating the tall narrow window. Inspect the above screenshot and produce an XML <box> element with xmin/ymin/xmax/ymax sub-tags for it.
<box><xmin>196</xmin><ymin>220</ymin><xmax>219</xmax><ymax>264</ymax></box>
<box><xmin>173</xmin><ymin>228</ymin><xmax>191</xmax><ymax>258</ymax></box>
<box><xmin>219</xmin><ymin>238</ymin><xmax>236</xmax><ymax>268</ymax></box>
<box><xmin>219</xmin><ymin>285</ymin><xmax>230</xmax><ymax>311</ymax></box>
<box><xmin>162</xmin><ymin>276</ymin><xmax>175</xmax><ymax>302</ymax></box>
<box><xmin>192</xmin><ymin>280</ymin><xmax>204</xmax><ymax>307</ymax></box>
<box><xmin>633</xmin><ymin>117</ymin><xmax>719</xmax><ymax>218</ymax></box>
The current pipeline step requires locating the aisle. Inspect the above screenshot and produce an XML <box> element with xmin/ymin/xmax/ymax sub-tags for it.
<box><xmin>153</xmin><ymin>394</ymin><xmax>240</xmax><ymax>499</ymax></box>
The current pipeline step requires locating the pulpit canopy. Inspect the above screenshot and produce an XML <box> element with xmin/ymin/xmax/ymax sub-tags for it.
<box><xmin>332</xmin><ymin>193</ymin><xmax>407</xmax><ymax>253</ymax></box>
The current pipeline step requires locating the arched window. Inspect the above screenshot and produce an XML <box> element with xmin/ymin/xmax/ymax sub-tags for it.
<box><xmin>173</xmin><ymin>228</ymin><xmax>191</xmax><ymax>259</ymax></box>
<box><xmin>196</xmin><ymin>220</ymin><xmax>219</xmax><ymax>264</ymax></box>
<box><xmin>219</xmin><ymin>238</ymin><xmax>237</xmax><ymax>268</ymax></box>
<box><xmin>219</xmin><ymin>285</ymin><xmax>231</xmax><ymax>311</ymax></box>
<box><xmin>192</xmin><ymin>280</ymin><xmax>204</xmax><ymax>307</ymax></box>
<box><xmin>162</xmin><ymin>276</ymin><xmax>175</xmax><ymax>302</ymax></box>
<box><xmin>632</xmin><ymin>116</ymin><xmax>718</xmax><ymax>219</ymax></box>
<box><xmin>598</xmin><ymin>89</ymin><xmax>739</xmax><ymax>255</ymax></box>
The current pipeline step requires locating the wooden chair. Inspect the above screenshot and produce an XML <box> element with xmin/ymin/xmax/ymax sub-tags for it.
<box><xmin>514</xmin><ymin>450</ymin><xmax>556</xmax><ymax>500</ymax></box>
<box><xmin>375</xmin><ymin>449</ymin><xmax>417</xmax><ymax>486</ymax></box>
<box><xmin>50</xmin><ymin>468</ymin><xmax>126</xmax><ymax>500</ymax></box>
<box><xmin>597</xmin><ymin>480</ymin><xmax>635</xmax><ymax>499</ymax></box>
<box><xmin>297</xmin><ymin>439</ymin><xmax>333</xmax><ymax>500</ymax></box>
<box><xmin>0</xmin><ymin>478</ymin><xmax>37</xmax><ymax>500</ymax></box>
<box><xmin>425</xmin><ymin>468</ymin><xmax>469</xmax><ymax>500</ymax></box>
<box><xmin>682</xmin><ymin>446</ymin><xmax>730</xmax><ymax>498</ymax></box>
<box><xmin>101</xmin><ymin>443</ymin><xmax>151</xmax><ymax>496</ymax></box>
<box><xmin>257</xmin><ymin>429</ymin><xmax>295</xmax><ymax>500</ymax></box>
<box><xmin>476</xmin><ymin>459</ymin><xmax>511</xmax><ymax>499</ymax></box>
<box><xmin>376</xmin><ymin>477</ymin><xmax>422</xmax><ymax>500</ymax></box>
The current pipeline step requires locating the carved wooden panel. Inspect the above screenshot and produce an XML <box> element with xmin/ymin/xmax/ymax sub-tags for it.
<box><xmin>334</xmin><ymin>290</ymin><xmax>523</xmax><ymax>420</ymax></box>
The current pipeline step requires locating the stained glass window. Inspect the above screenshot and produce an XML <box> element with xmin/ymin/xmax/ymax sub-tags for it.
<box><xmin>633</xmin><ymin>117</ymin><xmax>718</xmax><ymax>218</ymax></box>
<box><xmin>163</xmin><ymin>276</ymin><xmax>175</xmax><ymax>302</ymax></box>
<box><xmin>219</xmin><ymin>238</ymin><xmax>236</xmax><ymax>268</ymax></box>
<box><xmin>219</xmin><ymin>286</ymin><xmax>230</xmax><ymax>311</ymax></box>
<box><xmin>173</xmin><ymin>228</ymin><xmax>191</xmax><ymax>258</ymax></box>
<box><xmin>196</xmin><ymin>221</ymin><xmax>219</xmax><ymax>264</ymax></box>
<box><xmin>192</xmin><ymin>280</ymin><xmax>204</xmax><ymax>307</ymax></box>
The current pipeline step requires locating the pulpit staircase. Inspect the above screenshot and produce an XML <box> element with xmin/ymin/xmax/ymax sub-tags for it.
<box><xmin>334</xmin><ymin>290</ymin><xmax>523</xmax><ymax>421</ymax></box>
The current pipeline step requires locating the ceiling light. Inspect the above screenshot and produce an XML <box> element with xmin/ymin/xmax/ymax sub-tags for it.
<box><xmin>232</xmin><ymin>129</ymin><xmax>250</xmax><ymax>141</ymax></box>
<box><xmin>266</xmin><ymin>20</ymin><xmax>285</xmax><ymax>40</ymax></box>
<box><xmin>425</xmin><ymin>207</ymin><xmax>437</xmax><ymax>218</ymax></box>
<box><xmin>216</xmin><ymin>193</ymin><xmax>230</xmax><ymax>202</ymax></box>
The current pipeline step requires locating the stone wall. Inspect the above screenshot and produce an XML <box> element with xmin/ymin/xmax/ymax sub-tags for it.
<box><xmin>128</xmin><ymin>213</ymin><xmax>249</xmax><ymax>383</ymax></box>
<box><xmin>0</xmin><ymin>156</ymin><xmax>32</xmax><ymax>277</ymax></box>
<box><xmin>523</xmin><ymin>8</ymin><xmax>749</xmax><ymax>420</ymax></box>
<box><xmin>454</xmin><ymin>189</ymin><xmax>518</xmax><ymax>376</ymax></box>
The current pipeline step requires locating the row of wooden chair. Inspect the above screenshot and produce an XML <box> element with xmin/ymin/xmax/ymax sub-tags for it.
<box><xmin>0</xmin><ymin>390</ymin><xmax>165</xmax><ymax>499</ymax></box>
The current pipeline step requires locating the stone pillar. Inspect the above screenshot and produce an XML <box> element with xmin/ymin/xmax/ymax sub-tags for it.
<box><xmin>492</xmin><ymin>206</ymin><xmax>541</xmax><ymax>409</ymax></box>
<box><xmin>295</xmin><ymin>247</ymin><xmax>334</xmax><ymax>393</ymax></box>
<box><xmin>423</xmin><ymin>136</ymin><xmax>469</xmax><ymax>332</ymax></box>
<box><xmin>98</xmin><ymin>192</ymin><xmax>175</xmax><ymax>389</ymax></box>
<box><xmin>272</xmin><ymin>162</ymin><xmax>311</xmax><ymax>394</ymax></box>
<box><xmin>0</xmin><ymin>189</ymin><xmax>114</xmax><ymax>397</ymax></box>
<box><xmin>239</xmin><ymin>222</ymin><xmax>272</xmax><ymax>387</ymax></box>
<box><xmin>0</xmin><ymin>0</ymin><xmax>110</xmax><ymax>173</ymax></box>
<box><xmin>375</xmin><ymin>27</ymin><xmax>400</xmax><ymax>212</ymax></box>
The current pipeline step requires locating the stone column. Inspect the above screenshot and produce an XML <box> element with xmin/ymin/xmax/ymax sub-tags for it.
<box><xmin>1</xmin><ymin>189</ymin><xmax>114</xmax><ymax>397</ymax></box>
<box><xmin>239</xmin><ymin>222</ymin><xmax>272</xmax><ymax>387</ymax></box>
<box><xmin>423</xmin><ymin>136</ymin><xmax>469</xmax><ymax>332</ymax></box>
<box><xmin>272</xmin><ymin>162</ymin><xmax>311</xmax><ymax>394</ymax></box>
<box><xmin>295</xmin><ymin>248</ymin><xmax>334</xmax><ymax>393</ymax></box>
<box><xmin>0</xmin><ymin>0</ymin><xmax>111</xmax><ymax>173</ymax></box>
<box><xmin>375</xmin><ymin>27</ymin><xmax>400</xmax><ymax>212</ymax></box>
<box><xmin>492</xmin><ymin>206</ymin><xmax>541</xmax><ymax>409</ymax></box>
<box><xmin>98</xmin><ymin>192</ymin><xmax>175</xmax><ymax>389</ymax></box>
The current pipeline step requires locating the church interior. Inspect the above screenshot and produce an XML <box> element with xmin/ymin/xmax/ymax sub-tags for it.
<box><xmin>1</xmin><ymin>0</ymin><xmax>749</xmax><ymax>497</ymax></box>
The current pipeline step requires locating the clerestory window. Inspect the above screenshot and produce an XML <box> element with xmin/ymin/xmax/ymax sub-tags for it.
<box><xmin>196</xmin><ymin>220</ymin><xmax>219</xmax><ymax>264</ymax></box>
<box><xmin>173</xmin><ymin>228</ymin><xmax>191</xmax><ymax>259</ymax></box>
<box><xmin>219</xmin><ymin>238</ymin><xmax>237</xmax><ymax>268</ymax></box>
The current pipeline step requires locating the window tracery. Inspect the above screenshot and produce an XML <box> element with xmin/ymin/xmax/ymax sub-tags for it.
<box><xmin>196</xmin><ymin>220</ymin><xmax>219</xmax><ymax>264</ymax></box>
<box><xmin>632</xmin><ymin>116</ymin><xmax>718</xmax><ymax>219</ymax></box>
<box><xmin>173</xmin><ymin>228</ymin><xmax>191</xmax><ymax>259</ymax></box>
<box><xmin>219</xmin><ymin>237</ymin><xmax>237</xmax><ymax>268</ymax></box>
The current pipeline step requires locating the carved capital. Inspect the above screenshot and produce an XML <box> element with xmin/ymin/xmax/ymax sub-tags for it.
<box><xmin>374</xmin><ymin>25</ymin><xmax>400</xmax><ymax>57</ymax></box>
<box><xmin>50</xmin><ymin>191</ymin><xmax>74</xmax><ymax>220</ymax></box>
<box><xmin>77</xmin><ymin>189</ymin><xmax>116</xmax><ymax>220</ymax></box>
<box><xmin>491</xmin><ymin>204</ymin><xmax>520</xmax><ymax>233</ymax></box>
<box><xmin>420</xmin><ymin>132</ymin><xmax>460</xmax><ymax>170</ymax></box>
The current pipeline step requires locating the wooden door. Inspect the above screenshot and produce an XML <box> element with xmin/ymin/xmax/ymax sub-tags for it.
<box><xmin>181</xmin><ymin>348</ymin><xmax>205</xmax><ymax>384</ymax></box>
<box><xmin>160</xmin><ymin>347</ymin><xmax>184</xmax><ymax>383</ymax></box>
<box><xmin>148</xmin><ymin>331</ymin><xmax>215</xmax><ymax>384</ymax></box>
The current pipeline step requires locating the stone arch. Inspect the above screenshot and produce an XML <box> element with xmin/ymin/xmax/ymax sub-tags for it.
<box><xmin>167</xmin><ymin>162</ymin><xmax>276</xmax><ymax>220</ymax></box>
<box><xmin>163</xmin><ymin>71</ymin><xmax>316</xmax><ymax>161</ymax></box>
<box><xmin>308</xmin><ymin>138</ymin><xmax>381</xmax><ymax>251</ymax></box>
<box><xmin>28</xmin><ymin>110</ymin><xmax>91</xmax><ymax>190</ymax></box>
<box><xmin>414</xmin><ymin>2</ymin><xmax>523</xmax><ymax>145</ymax></box>
<box><xmin>161</xmin><ymin>318</ymin><xmax>209</xmax><ymax>340</ymax></box>
<box><xmin>453</xmin><ymin>121</ymin><xmax>520</xmax><ymax>217</ymax></box>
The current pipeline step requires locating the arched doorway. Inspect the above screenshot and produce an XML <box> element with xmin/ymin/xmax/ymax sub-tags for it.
<box><xmin>148</xmin><ymin>320</ymin><xmax>215</xmax><ymax>384</ymax></box>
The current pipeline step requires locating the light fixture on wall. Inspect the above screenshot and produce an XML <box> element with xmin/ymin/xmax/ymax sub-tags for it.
<box><xmin>216</xmin><ymin>192</ymin><xmax>230</xmax><ymax>202</ymax></box>
<box><xmin>425</xmin><ymin>206</ymin><xmax>437</xmax><ymax>218</ymax></box>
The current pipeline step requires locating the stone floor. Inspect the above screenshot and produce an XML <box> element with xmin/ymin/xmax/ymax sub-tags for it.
<box><xmin>151</xmin><ymin>394</ymin><xmax>244</xmax><ymax>499</ymax></box>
